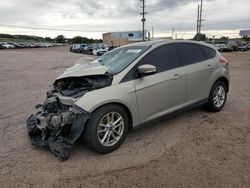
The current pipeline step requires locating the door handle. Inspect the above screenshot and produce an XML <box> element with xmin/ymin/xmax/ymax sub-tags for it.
<box><xmin>172</xmin><ymin>74</ymin><xmax>182</xmax><ymax>80</ymax></box>
<box><xmin>206</xmin><ymin>65</ymin><xmax>212</xmax><ymax>70</ymax></box>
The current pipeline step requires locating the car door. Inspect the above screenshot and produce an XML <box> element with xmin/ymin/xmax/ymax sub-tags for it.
<box><xmin>133</xmin><ymin>44</ymin><xmax>186</xmax><ymax>123</ymax></box>
<box><xmin>176</xmin><ymin>43</ymin><xmax>215</xmax><ymax>103</ymax></box>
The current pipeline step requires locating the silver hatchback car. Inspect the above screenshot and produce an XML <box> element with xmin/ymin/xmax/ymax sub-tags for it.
<box><xmin>27</xmin><ymin>40</ymin><xmax>229</xmax><ymax>160</ymax></box>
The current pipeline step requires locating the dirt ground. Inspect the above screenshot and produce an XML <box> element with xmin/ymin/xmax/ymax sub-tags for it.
<box><xmin>0</xmin><ymin>46</ymin><xmax>249</xmax><ymax>188</ymax></box>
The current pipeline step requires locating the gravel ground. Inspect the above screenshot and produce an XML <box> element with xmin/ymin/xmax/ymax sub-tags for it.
<box><xmin>0</xmin><ymin>47</ymin><xmax>249</xmax><ymax>188</ymax></box>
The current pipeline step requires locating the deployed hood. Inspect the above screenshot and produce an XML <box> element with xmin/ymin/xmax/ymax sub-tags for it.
<box><xmin>56</xmin><ymin>61</ymin><xmax>107</xmax><ymax>80</ymax></box>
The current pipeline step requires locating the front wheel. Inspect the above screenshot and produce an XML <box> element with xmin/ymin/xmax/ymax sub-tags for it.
<box><xmin>206</xmin><ymin>81</ymin><xmax>227</xmax><ymax>112</ymax></box>
<box><xmin>83</xmin><ymin>104</ymin><xmax>129</xmax><ymax>154</ymax></box>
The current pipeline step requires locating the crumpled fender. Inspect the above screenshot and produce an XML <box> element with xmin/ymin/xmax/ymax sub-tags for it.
<box><xmin>67</xmin><ymin>113</ymin><xmax>90</xmax><ymax>144</ymax></box>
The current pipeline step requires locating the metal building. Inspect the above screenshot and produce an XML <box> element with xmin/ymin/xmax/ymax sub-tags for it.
<box><xmin>240</xmin><ymin>30</ymin><xmax>250</xmax><ymax>36</ymax></box>
<box><xmin>103</xmin><ymin>31</ymin><xmax>148</xmax><ymax>46</ymax></box>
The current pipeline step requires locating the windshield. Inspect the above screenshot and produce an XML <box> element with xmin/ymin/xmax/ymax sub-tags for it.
<box><xmin>95</xmin><ymin>46</ymin><xmax>149</xmax><ymax>75</ymax></box>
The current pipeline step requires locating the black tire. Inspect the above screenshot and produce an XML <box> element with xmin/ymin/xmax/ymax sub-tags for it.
<box><xmin>206</xmin><ymin>81</ymin><xmax>227</xmax><ymax>112</ymax></box>
<box><xmin>83</xmin><ymin>104</ymin><xmax>129</xmax><ymax>154</ymax></box>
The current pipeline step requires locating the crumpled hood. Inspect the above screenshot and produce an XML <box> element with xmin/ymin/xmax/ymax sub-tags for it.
<box><xmin>56</xmin><ymin>61</ymin><xmax>107</xmax><ymax>80</ymax></box>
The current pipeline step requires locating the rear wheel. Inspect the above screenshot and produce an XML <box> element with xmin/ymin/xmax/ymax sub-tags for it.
<box><xmin>83</xmin><ymin>104</ymin><xmax>129</xmax><ymax>154</ymax></box>
<box><xmin>206</xmin><ymin>81</ymin><xmax>227</xmax><ymax>112</ymax></box>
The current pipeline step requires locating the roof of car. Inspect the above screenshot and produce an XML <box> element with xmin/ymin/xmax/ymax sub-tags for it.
<box><xmin>126</xmin><ymin>40</ymin><xmax>169</xmax><ymax>47</ymax></box>
<box><xmin>125</xmin><ymin>39</ymin><xmax>215</xmax><ymax>49</ymax></box>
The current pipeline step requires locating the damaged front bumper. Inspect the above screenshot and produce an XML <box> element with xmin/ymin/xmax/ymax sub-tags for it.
<box><xmin>26</xmin><ymin>95</ymin><xmax>90</xmax><ymax>161</ymax></box>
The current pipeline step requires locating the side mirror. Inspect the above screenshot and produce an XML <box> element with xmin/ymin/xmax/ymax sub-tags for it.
<box><xmin>137</xmin><ymin>64</ymin><xmax>156</xmax><ymax>77</ymax></box>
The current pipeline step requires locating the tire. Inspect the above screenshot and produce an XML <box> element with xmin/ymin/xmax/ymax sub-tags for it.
<box><xmin>206</xmin><ymin>81</ymin><xmax>227</xmax><ymax>112</ymax></box>
<box><xmin>83</xmin><ymin>104</ymin><xmax>129</xmax><ymax>154</ymax></box>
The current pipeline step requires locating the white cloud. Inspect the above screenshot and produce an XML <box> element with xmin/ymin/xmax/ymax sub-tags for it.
<box><xmin>0</xmin><ymin>0</ymin><xmax>249</xmax><ymax>39</ymax></box>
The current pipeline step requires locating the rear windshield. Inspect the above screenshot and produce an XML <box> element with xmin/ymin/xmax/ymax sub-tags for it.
<box><xmin>96</xmin><ymin>46</ymin><xmax>149</xmax><ymax>75</ymax></box>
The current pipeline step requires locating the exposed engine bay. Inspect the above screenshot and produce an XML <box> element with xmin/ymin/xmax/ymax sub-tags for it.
<box><xmin>27</xmin><ymin>75</ymin><xmax>112</xmax><ymax>161</ymax></box>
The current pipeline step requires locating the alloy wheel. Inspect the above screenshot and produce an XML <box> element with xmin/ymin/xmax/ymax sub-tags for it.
<box><xmin>213</xmin><ymin>85</ymin><xmax>226</xmax><ymax>108</ymax></box>
<box><xmin>97</xmin><ymin>112</ymin><xmax>125</xmax><ymax>147</ymax></box>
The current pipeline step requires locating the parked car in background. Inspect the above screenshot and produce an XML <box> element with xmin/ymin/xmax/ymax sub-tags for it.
<box><xmin>0</xmin><ymin>42</ymin><xmax>15</xmax><ymax>49</ymax></box>
<box><xmin>43</xmin><ymin>43</ymin><xmax>53</xmax><ymax>48</ymax></box>
<box><xmin>13</xmin><ymin>43</ymin><xmax>22</xmax><ymax>48</ymax></box>
<box><xmin>85</xmin><ymin>44</ymin><xmax>94</xmax><ymax>55</ymax></box>
<box><xmin>70</xmin><ymin>43</ymin><xmax>110</xmax><ymax>55</ymax></box>
<box><xmin>214</xmin><ymin>44</ymin><xmax>226</xmax><ymax>52</ymax></box>
<box><xmin>70</xmin><ymin>44</ymin><xmax>75</xmax><ymax>52</ymax></box>
<box><xmin>92</xmin><ymin>46</ymin><xmax>108</xmax><ymax>56</ymax></box>
<box><xmin>0</xmin><ymin>43</ymin><xmax>4</xmax><ymax>49</ymax></box>
<box><xmin>236</xmin><ymin>43</ymin><xmax>248</xmax><ymax>51</ymax></box>
<box><xmin>54</xmin><ymin>43</ymin><xmax>63</xmax><ymax>47</ymax></box>
<box><xmin>108</xmin><ymin>46</ymin><xmax>117</xmax><ymax>51</ymax></box>
<box><xmin>0</xmin><ymin>42</ymin><xmax>55</xmax><ymax>49</ymax></box>
<box><xmin>7</xmin><ymin>42</ymin><xmax>17</xmax><ymax>48</ymax></box>
<box><xmin>222</xmin><ymin>44</ymin><xmax>233</xmax><ymax>52</ymax></box>
<box><xmin>29</xmin><ymin>43</ymin><xmax>37</xmax><ymax>48</ymax></box>
<box><xmin>76</xmin><ymin>44</ymin><xmax>88</xmax><ymax>53</ymax></box>
<box><xmin>70</xmin><ymin>44</ymin><xmax>80</xmax><ymax>52</ymax></box>
<box><xmin>22</xmin><ymin>43</ymin><xmax>31</xmax><ymax>48</ymax></box>
<box><xmin>247</xmin><ymin>43</ymin><xmax>250</xmax><ymax>50</ymax></box>
<box><xmin>27</xmin><ymin>40</ymin><xmax>230</xmax><ymax>160</ymax></box>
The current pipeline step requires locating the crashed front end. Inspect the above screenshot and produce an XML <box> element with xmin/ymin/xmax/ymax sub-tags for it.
<box><xmin>27</xmin><ymin>74</ymin><xmax>112</xmax><ymax>161</ymax></box>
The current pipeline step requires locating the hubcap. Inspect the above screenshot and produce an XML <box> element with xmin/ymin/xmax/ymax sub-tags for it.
<box><xmin>97</xmin><ymin>112</ymin><xmax>124</xmax><ymax>147</ymax></box>
<box><xmin>213</xmin><ymin>85</ymin><xmax>226</xmax><ymax>108</ymax></box>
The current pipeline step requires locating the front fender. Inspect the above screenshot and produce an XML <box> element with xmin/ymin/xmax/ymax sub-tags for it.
<box><xmin>74</xmin><ymin>81</ymin><xmax>140</xmax><ymax>126</ymax></box>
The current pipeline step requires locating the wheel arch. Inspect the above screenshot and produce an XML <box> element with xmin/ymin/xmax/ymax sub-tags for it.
<box><xmin>215</xmin><ymin>77</ymin><xmax>229</xmax><ymax>92</ymax></box>
<box><xmin>91</xmin><ymin>102</ymin><xmax>134</xmax><ymax>131</ymax></box>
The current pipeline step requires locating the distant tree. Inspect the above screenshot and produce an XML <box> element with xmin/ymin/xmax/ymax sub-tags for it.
<box><xmin>55</xmin><ymin>35</ymin><xmax>66</xmax><ymax>43</ymax></box>
<box><xmin>89</xmin><ymin>38</ymin><xmax>94</xmax><ymax>43</ymax></box>
<box><xmin>45</xmin><ymin>37</ymin><xmax>53</xmax><ymax>42</ymax></box>
<box><xmin>70</xmin><ymin>36</ymin><xmax>103</xmax><ymax>44</ymax></box>
<box><xmin>242</xmin><ymin>36</ymin><xmax>250</xmax><ymax>42</ymax></box>
<box><xmin>0</xmin><ymin>34</ymin><xmax>13</xmax><ymax>38</ymax></box>
<box><xmin>220</xmin><ymin>36</ymin><xmax>229</xmax><ymax>41</ymax></box>
<box><xmin>72</xmin><ymin>36</ymin><xmax>89</xmax><ymax>43</ymax></box>
<box><xmin>193</xmin><ymin>33</ymin><xmax>207</xmax><ymax>41</ymax></box>
<box><xmin>0</xmin><ymin>33</ymin><xmax>102</xmax><ymax>43</ymax></box>
<box><xmin>97</xmin><ymin>39</ymin><xmax>103</xmax><ymax>43</ymax></box>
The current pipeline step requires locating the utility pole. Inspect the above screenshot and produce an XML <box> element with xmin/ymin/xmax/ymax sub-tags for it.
<box><xmin>152</xmin><ymin>26</ymin><xmax>154</xmax><ymax>39</ymax></box>
<box><xmin>140</xmin><ymin>0</ymin><xmax>147</xmax><ymax>41</ymax></box>
<box><xmin>197</xmin><ymin>4</ymin><xmax>200</xmax><ymax>34</ymax></box>
<box><xmin>199</xmin><ymin>0</ymin><xmax>203</xmax><ymax>33</ymax></box>
<box><xmin>171</xmin><ymin>28</ymin><xmax>175</xmax><ymax>40</ymax></box>
<box><xmin>196</xmin><ymin>0</ymin><xmax>204</xmax><ymax>34</ymax></box>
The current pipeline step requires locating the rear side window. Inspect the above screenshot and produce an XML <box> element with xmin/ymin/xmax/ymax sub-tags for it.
<box><xmin>200</xmin><ymin>45</ymin><xmax>216</xmax><ymax>59</ymax></box>
<box><xmin>139</xmin><ymin>44</ymin><xmax>180</xmax><ymax>72</ymax></box>
<box><xmin>176</xmin><ymin>43</ymin><xmax>206</xmax><ymax>65</ymax></box>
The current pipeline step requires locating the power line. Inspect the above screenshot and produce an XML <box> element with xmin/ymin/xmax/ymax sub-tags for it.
<box><xmin>27</xmin><ymin>0</ymin><xmax>196</xmax><ymax>13</ymax></box>
<box><xmin>0</xmin><ymin>24</ymin><xmax>106</xmax><ymax>32</ymax></box>
<box><xmin>205</xmin><ymin>20</ymin><xmax>250</xmax><ymax>26</ymax></box>
<box><xmin>1</xmin><ymin>18</ymin><xmax>247</xmax><ymax>34</ymax></box>
<box><xmin>148</xmin><ymin>5</ymin><xmax>195</xmax><ymax>12</ymax></box>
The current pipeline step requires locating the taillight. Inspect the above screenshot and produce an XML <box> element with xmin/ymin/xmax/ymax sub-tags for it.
<box><xmin>220</xmin><ymin>56</ymin><xmax>229</xmax><ymax>64</ymax></box>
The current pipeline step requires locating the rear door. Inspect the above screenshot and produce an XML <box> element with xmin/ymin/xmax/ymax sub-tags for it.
<box><xmin>176</xmin><ymin>43</ymin><xmax>216</xmax><ymax>103</ymax></box>
<box><xmin>132</xmin><ymin>44</ymin><xmax>186</xmax><ymax>122</ymax></box>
